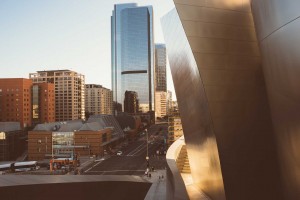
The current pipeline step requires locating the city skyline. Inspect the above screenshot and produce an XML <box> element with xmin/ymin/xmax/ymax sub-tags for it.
<box><xmin>0</xmin><ymin>0</ymin><xmax>176</xmax><ymax>98</ymax></box>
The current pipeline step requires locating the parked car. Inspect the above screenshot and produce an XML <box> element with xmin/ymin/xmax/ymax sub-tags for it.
<box><xmin>116</xmin><ymin>151</ymin><xmax>123</xmax><ymax>156</ymax></box>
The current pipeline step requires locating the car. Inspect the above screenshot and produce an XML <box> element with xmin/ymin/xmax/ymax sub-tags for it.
<box><xmin>116</xmin><ymin>151</ymin><xmax>123</xmax><ymax>156</ymax></box>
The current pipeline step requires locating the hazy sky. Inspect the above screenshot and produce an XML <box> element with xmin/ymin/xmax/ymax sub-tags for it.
<box><xmin>0</xmin><ymin>0</ymin><xmax>176</xmax><ymax>97</ymax></box>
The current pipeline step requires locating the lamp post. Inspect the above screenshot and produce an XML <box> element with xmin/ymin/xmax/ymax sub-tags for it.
<box><xmin>145</xmin><ymin>129</ymin><xmax>149</xmax><ymax>168</ymax></box>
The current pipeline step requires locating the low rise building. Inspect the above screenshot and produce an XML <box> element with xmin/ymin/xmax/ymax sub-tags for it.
<box><xmin>168</xmin><ymin>108</ymin><xmax>183</xmax><ymax>147</ymax></box>
<box><xmin>28</xmin><ymin>120</ymin><xmax>113</xmax><ymax>160</ymax></box>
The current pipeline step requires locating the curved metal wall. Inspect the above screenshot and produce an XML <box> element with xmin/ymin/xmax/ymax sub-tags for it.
<box><xmin>162</xmin><ymin>9</ymin><xmax>226</xmax><ymax>200</ymax></box>
<box><xmin>251</xmin><ymin>1</ymin><xmax>300</xmax><ymax>199</ymax></box>
<box><xmin>162</xmin><ymin>1</ymin><xmax>283</xmax><ymax>199</ymax></box>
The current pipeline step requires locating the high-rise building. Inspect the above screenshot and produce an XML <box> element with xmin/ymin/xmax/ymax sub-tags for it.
<box><xmin>0</xmin><ymin>79</ymin><xmax>54</xmax><ymax>128</ymax></box>
<box><xmin>0</xmin><ymin>78</ymin><xmax>33</xmax><ymax>128</ymax></box>
<box><xmin>124</xmin><ymin>90</ymin><xmax>139</xmax><ymax>114</ymax></box>
<box><xmin>32</xmin><ymin>82</ymin><xmax>55</xmax><ymax>125</ymax></box>
<box><xmin>155</xmin><ymin>91</ymin><xmax>167</xmax><ymax>118</ymax></box>
<box><xmin>111</xmin><ymin>3</ymin><xmax>154</xmax><ymax>114</ymax></box>
<box><xmin>85</xmin><ymin>84</ymin><xmax>113</xmax><ymax>115</ymax></box>
<box><xmin>155</xmin><ymin>44</ymin><xmax>167</xmax><ymax>92</ymax></box>
<box><xmin>29</xmin><ymin>70</ymin><xmax>85</xmax><ymax>121</ymax></box>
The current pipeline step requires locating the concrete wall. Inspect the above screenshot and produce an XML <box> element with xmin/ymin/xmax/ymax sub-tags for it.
<box><xmin>0</xmin><ymin>175</ymin><xmax>151</xmax><ymax>200</ymax></box>
<box><xmin>251</xmin><ymin>1</ymin><xmax>300</xmax><ymax>199</ymax></box>
<box><xmin>162</xmin><ymin>1</ymin><xmax>282</xmax><ymax>199</ymax></box>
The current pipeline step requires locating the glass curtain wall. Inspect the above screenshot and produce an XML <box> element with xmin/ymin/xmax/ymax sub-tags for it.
<box><xmin>111</xmin><ymin>3</ymin><xmax>137</xmax><ymax>111</ymax></box>
<box><xmin>111</xmin><ymin>4</ymin><xmax>154</xmax><ymax>113</ymax></box>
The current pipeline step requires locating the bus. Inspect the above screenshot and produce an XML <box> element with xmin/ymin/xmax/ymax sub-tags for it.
<box><xmin>12</xmin><ymin>161</ymin><xmax>40</xmax><ymax>172</ymax></box>
<box><xmin>0</xmin><ymin>161</ymin><xmax>39</xmax><ymax>173</ymax></box>
<box><xmin>0</xmin><ymin>163</ymin><xmax>12</xmax><ymax>174</ymax></box>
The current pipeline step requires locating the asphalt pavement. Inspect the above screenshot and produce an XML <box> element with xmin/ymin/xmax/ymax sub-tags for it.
<box><xmin>84</xmin><ymin>123</ymin><xmax>167</xmax><ymax>176</ymax></box>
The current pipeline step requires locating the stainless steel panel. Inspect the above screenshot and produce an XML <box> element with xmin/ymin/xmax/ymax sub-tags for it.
<box><xmin>251</xmin><ymin>1</ymin><xmax>300</xmax><ymax>198</ymax></box>
<box><xmin>184</xmin><ymin>21</ymin><xmax>257</xmax><ymax>42</ymax></box>
<box><xmin>162</xmin><ymin>0</ymin><xmax>283</xmax><ymax>199</ymax></box>
<box><xmin>176</xmin><ymin>4</ymin><xmax>254</xmax><ymax>27</ymax></box>
<box><xmin>251</xmin><ymin>0</ymin><xmax>300</xmax><ymax>41</ymax></box>
<box><xmin>162</xmin><ymin>9</ymin><xmax>226</xmax><ymax>200</ymax></box>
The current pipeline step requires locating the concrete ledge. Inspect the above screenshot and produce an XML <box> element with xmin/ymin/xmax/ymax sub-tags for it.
<box><xmin>166</xmin><ymin>136</ymin><xmax>189</xmax><ymax>200</ymax></box>
<box><xmin>0</xmin><ymin>175</ymin><xmax>151</xmax><ymax>200</ymax></box>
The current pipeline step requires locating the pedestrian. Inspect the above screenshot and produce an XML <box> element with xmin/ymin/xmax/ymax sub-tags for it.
<box><xmin>162</xmin><ymin>175</ymin><xmax>164</xmax><ymax>179</ymax></box>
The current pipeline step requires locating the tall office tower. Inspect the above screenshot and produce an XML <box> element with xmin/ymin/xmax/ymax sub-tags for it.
<box><xmin>124</xmin><ymin>91</ymin><xmax>139</xmax><ymax>114</ymax></box>
<box><xmin>85</xmin><ymin>84</ymin><xmax>113</xmax><ymax>115</ymax></box>
<box><xmin>32</xmin><ymin>83</ymin><xmax>55</xmax><ymax>125</ymax></box>
<box><xmin>155</xmin><ymin>44</ymin><xmax>167</xmax><ymax>92</ymax></box>
<box><xmin>30</xmin><ymin>70</ymin><xmax>85</xmax><ymax>121</ymax></box>
<box><xmin>0</xmin><ymin>78</ymin><xmax>33</xmax><ymax>128</ymax></box>
<box><xmin>111</xmin><ymin>3</ymin><xmax>154</xmax><ymax>114</ymax></box>
<box><xmin>155</xmin><ymin>91</ymin><xmax>167</xmax><ymax>118</ymax></box>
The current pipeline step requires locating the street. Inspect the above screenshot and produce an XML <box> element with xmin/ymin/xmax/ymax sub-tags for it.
<box><xmin>84</xmin><ymin>123</ymin><xmax>168</xmax><ymax>175</ymax></box>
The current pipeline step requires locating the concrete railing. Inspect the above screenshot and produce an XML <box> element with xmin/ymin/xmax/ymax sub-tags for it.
<box><xmin>166</xmin><ymin>136</ymin><xmax>189</xmax><ymax>200</ymax></box>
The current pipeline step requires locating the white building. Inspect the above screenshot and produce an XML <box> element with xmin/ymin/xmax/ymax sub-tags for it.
<box><xmin>85</xmin><ymin>84</ymin><xmax>113</xmax><ymax>115</ymax></box>
<box><xmin>30</xmin><ymin>70</ymin><xmax>85</xmax><ymax>121</ymax></box>
<box><xmin>155</xmin><ymin>91</ymin><xmax>167</xmax><ymax>118</ymax></box>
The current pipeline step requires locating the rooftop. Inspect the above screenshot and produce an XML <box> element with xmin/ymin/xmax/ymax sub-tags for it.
<box><xmin>0</xmin><ymin>122</ymin><xmax>21</xmax><ymax>132</ymax></box>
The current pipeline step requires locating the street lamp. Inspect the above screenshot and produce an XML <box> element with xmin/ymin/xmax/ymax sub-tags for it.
<box><xmin>145</xmin><ymin>129</ymin><xmax>149</xmax><ymax>168</ymax></box>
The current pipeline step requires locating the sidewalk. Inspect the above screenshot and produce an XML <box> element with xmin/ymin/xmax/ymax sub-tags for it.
<box><xmin>144</xmin><ymin>169</ymin><xmax>166</xmax><ymax>200</ymax></box>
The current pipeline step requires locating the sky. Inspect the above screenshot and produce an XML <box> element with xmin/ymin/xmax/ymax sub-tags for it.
<box><xmin>0</xmin><ymin>0</ymin><xmax>176</xmax><ymax>98</ymax></box>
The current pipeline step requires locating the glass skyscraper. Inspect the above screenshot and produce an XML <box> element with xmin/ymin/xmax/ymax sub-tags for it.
<box><xmin>111</xmin><ymin>4</ymin><xmax>154</xmax><ymax>114</ymax></box>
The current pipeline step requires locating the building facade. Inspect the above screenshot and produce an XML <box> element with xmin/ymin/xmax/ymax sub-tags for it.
<box><xmin>32</xmin><ymin>82</ymin><xmax>55</xmax><ymax>125</ymax></box>
<box><xmin>124</xmin><ymin>91</ymin><xmax>139</xmax><ymax>114</ymax></box>
<box><xmin>0</xmin><ymin>122</ymin><xmax>26</xmax><ymax>161</ymax></box>
<box><xmin>161</xmin><ymin>1</ymin><xmax>300</xmax><ymax>199</ymax></box>
<box><xmin>166</xmin><ymin>90</ymin><xmax>172</xmax><ymax>116</ymax></box>
<box><xmin>85</xmin><ymin>84</ymin><xmax>113</xmax><ymax>116</ymax></box>
<box><xmin>28</xmin><ymin>121</ymin><xmax>112</xmax><ymax>160</ymax></box>
<box><xmin>155</xmin><ymin>44</ymin><xmax>167</xmax><ymax>92</ymax></box>
<box><xmin>29</xmin><ymin>70</ymin><xmax>85</xmax><ymax>121</ymax></box>
<box><xmin>0</xmin><ymin>79</ymin><xmax>33</xmax><ymax>128</ymax></box>
<box><xmin>111</xmin><ymin>4</ymin><xmax>154</xmax><ymax>114</ymax></box>
<box><xmin>167</xmin><ymin>109</ymin><xmax>183</xmax><ymax>147</ymax></box>
<box><xmin>155</xmin><ymin>91</ymin><xmax>167</xmax><ymax>118</ymax></box>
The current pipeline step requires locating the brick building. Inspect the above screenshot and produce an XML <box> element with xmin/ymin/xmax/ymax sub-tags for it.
<box><xmin>0</xmin><ymin>78</ymin><xmax>32</xmax><ymax>128</ymax></box>
<box><xmin>0</xmin><ymin>78</ymin><xmax>55</xmax><ymax>128</ymax></box>
<box><xmin>28</xmin><ymin>121</ymin><xmax>113</xmax><ymax>160</ymax></box>
<box><xmin>32</xmin><ymin>82</ymin><xmax>55</xmax><ymax>125</ymax></box>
